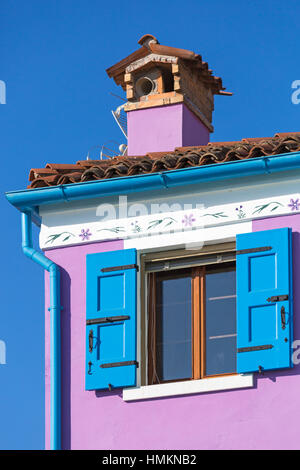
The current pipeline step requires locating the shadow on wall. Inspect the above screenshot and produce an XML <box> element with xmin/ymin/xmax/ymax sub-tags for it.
<box><xmin>95</xmin><ymin>389</ymin><xmax>123</xmax><ymax>399</ymax></box>
<box><xmin>254</xmin><ymin>231</ymin><xmax>300</xmax><ymax>386</ymax></box>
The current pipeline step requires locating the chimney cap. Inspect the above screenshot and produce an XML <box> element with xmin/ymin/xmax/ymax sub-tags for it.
<box><xmin>138</xmin><ymin>34</ymin><xmax>160</xmax><ymax>49</ymax></box>
<box><xmin>106</xmin><ymin>34</ymin><xmax>230</xmax><ymax>95</ymax></box>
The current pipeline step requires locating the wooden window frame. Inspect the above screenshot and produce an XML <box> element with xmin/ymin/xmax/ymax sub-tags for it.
<box><xmin>147</xmin><ymin>262</ymin><xmax>236</xmax><ymax>385</ymax></box>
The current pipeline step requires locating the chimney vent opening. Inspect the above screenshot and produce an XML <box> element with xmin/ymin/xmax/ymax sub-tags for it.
<box><xmin>135</xmin><ymin>76</ymin><xmax>155</xmax><ymax>97</ymax></box>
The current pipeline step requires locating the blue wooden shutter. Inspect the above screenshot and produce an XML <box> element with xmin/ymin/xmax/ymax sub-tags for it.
<box><xmin>236</xmin><ymin>228</ymin><xmax>293</xmax><ymax>374</ymax></box>
<box><xmin>85</xmin><ymin>248</ymin><xmax>137</xmax><ymax>390</ymax></box>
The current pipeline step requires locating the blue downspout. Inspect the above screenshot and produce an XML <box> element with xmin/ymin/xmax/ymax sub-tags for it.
<box><xmin>21</xmin><ymin>212</ymin><xmax>61</xmax><ymax>450</ymax></box>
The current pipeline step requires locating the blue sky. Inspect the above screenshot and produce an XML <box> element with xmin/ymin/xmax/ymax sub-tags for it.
<box><xmin>0</xmin><ymin>0</ymin><xmax>299</xmax><ymax>449</ymax></box>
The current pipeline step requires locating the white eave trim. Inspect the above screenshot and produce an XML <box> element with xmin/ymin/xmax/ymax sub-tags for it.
<box><xmin>123</xmin><ymin>374</ymin><xmax>254</xmax><ymax>402</ymax></box>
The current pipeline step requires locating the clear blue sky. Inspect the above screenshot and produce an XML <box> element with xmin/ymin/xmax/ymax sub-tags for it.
<box><xmin>0</xmin><ymin>0</ymin><xmax>299</xmax><ymax>449</ymax></box>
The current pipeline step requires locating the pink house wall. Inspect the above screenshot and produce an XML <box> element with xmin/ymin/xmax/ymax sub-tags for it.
<box><xmin>45</xmin><ymin>240</ymin><xmax>123</xmax><ymax>450</ymax></box>
<box><xmin>127</xmin><ymin>103</ymin><xmax>210</xmax><ymax>156</ymax></box>
<box><xmin>44</xmin><ymin>213</ymin><xmax>300</xmax><ymax>449</ymax></box>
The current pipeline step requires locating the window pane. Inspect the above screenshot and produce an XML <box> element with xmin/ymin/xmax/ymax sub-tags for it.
<box><xmin>155</xmin><ymin>272</ymin><xmax>192</xmax><ymax>382</ymax></box>
<box><xmin>205</xmin><ymin>265</ymin><xmax>236</xmax><ymax>376</ymax></box>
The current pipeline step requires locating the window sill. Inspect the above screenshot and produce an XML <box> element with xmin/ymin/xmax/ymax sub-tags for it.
<box><xmin>123</xmin><ymin>373</ymin><xmax>253</xmax><ymax>401</ymax></box>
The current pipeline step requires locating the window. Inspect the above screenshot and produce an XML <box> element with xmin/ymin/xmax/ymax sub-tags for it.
<box><xmin>146</xmin><ymin>251</ymin><xmax>237</xmax><ymax>385</ymax></box>
<box><xmin>205</xmin><ymin>264</ymin><xmax>236</xmax><ymax>376</ymax></box>
<box><xmin>85</xmin><ymin>228</ymin><xmax>293</xmax><ymax>396</ymax></box>
<box><xmin>148</xmin><ymin>269</ymin><xmax>193</xmax><ymax>384</ymax></box>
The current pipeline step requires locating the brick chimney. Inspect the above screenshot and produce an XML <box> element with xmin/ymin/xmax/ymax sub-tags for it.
<box><xmin>106</xmin><ymin>34</ymin><xmax>231</xmax><ymax>156</ymax></box>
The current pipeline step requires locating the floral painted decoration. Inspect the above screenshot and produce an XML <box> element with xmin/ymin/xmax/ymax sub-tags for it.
<box><xmin>131</xmin><ymin>221</ymin><xmax>141</xmax><ymax>233</ymax></box>
<box><xmin>235</xmin><ymin>205</ymin><xmax>246</xmax><ymax>219</ymax></box>
<box><xmin>79</xmin><ymin>228</ymin><xmax>92</xmax><ymax>241</ymax></box>
<box><xmin>182</xmin><ymin>214</ymin><xmax>196</xmax><ymax>227</ymax></box>
<box><xmin>45</xmin><ymin>231</ymin><xmax>75</xmax><ymax>244</ymax></box>
<box><xmin>288</xmin><ymin>198</ymin><xmax>300</xmax><ymax>211</ymax></box>
<box><xmin>252</xmin><ymin>201</ymin><xmax>284</xmax><ymax>214</ymax></box>
<box><xmin>203</xmin><ymin>212</ymin><xmax>228</xmax><ymax>219</ymax></box>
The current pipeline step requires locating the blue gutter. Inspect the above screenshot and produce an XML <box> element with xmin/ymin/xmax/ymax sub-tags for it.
<box><xmin>7</xmin><ymin>150</ymin><xmax>300</xmax><ymax>451</ymax></box>
<box><xmin>5</xmin><ymin>151</ymin><xmax>300</xmax><ymax>211</ymax></box>
<box><xmin>21</xmin><ymin>212</ymin><xmax>61</xmax><ymax>450</ymax></box>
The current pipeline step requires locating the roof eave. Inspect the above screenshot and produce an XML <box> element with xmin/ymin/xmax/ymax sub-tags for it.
<box><xmin>6</xmin><ymin>151</ymin><xmax>300</xmax><ymax>213</ymax></box>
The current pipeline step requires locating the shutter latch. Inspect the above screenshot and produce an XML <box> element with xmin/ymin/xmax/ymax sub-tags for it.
<box><xmin>89</xmin><ymin>330</ymin><xmax>93</xmax><ymax>352</ymax></box>
<box><xmin>281</xmin><ymin>306</ymin><xmax>286</xmax><ymax>330</ymax></box>
<box><xmin>258</xmin><ymin>365</ymin><xmax>264</xmax><ymax>375</ymax></box>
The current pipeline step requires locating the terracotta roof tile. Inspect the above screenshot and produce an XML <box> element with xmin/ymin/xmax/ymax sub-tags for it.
<box><xmin>29</xmin><ymin>168</ymin><xmax>59</xmax><ymax>181</ymax></box>
<box><xmin>106</xmin><ymin>34</ymin><xmax>226</xmax><ymax>94</ymax></box>
<box><xmin>27</xmin><ymin>132</ymin><xmax>300</xmax><ymax>189</ymax></box>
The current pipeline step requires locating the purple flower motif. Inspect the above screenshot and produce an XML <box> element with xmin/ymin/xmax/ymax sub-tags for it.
<box><xmin>235</xmin><ymin>205</ymin><xmax>246</xmax><ymax>219</ymax></box>
<box><xmin>288</xmin><ymin>198</ymin><xmax>300</xmax><ymax>211</ymax></box>
<box><xmin>182</xmin><ymin>213</ymin><xmax>196</xmax><ymax>227</ymax></box>
<box><xmin>131</xmin><ymin>221</ymin><xmax>141</xmax><ymax>232</ymax></box>
<box><xmin>79</xmin><ymin>228</ymin><xmax>92</xmax><ymax>241</ymax></box>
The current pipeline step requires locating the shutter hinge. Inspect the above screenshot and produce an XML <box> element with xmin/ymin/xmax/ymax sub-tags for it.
<box><xmin>100</xmin><ymin>360</ymin><xmax>139</xmax><ymax>368</ymax></box>
<box><xmin>267</xmin><ymin>295</ymin><xmax>288</xmax><ymax>302</ymax></box>
<box><xmin>101</xmin><ymin>264</ymin><xmax>139</xmax><ymax>273</ymax></box>
<box><xmin>86</xmin><ymin>315</ymin><xmax>130</xmax><ymax>325</ymax></box>
<box><xmin>236</xmin><ymin>246</ymin><xmax>272</xmax><ymax>255</ymax></box>
<box><xmin>237</xmin><ymin>344</ymin><xmax>274</xmax><ymax>353</ymax></box>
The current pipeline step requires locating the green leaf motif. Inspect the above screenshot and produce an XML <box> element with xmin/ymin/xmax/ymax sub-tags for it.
<box><xmin>252</xmin><ymin>201</ymin><xmax>284</xmax><ymax>215</ymax></box>
<box><xmin>97</xmin><ymin>226</ymin><xmax>125</xmax><ymax>233</ymax></box>
<box><xmin>147</xmin><ymin>217</ymin><xmax>176</xmax><ymax>230</ymax></box>
<box><xmin>202</xmin><ymin>212</ymin><xmax>228</xmax><ymax>219</ymax></box>
<box><xmin>46</xmin><ymin>232</ymin><xmax>75</xmax><ymax>244</ymax></box>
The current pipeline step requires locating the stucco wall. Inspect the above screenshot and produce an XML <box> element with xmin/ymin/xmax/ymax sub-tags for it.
<box><xmin>127</xmin><ymin>103</ymin><xmax>209</xmax><ymax>156</ymax></box>
<box><xmin>44</xmin><ymin>213</ymin><xmax>300</xmax><ymax>449</ymax></box>
<box><xmin>45</xmin><ymin>240</ymin><xmax>124</xmax><ymax>450</ymax></box>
